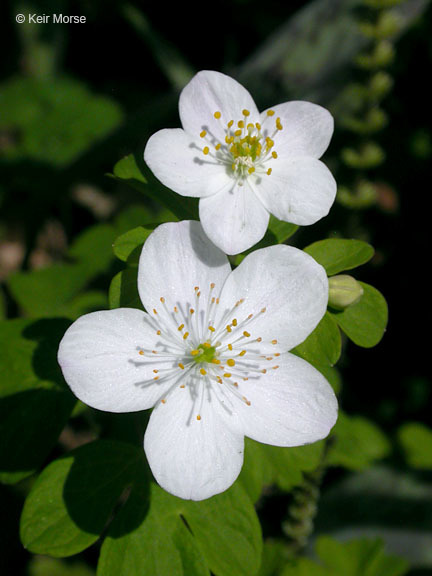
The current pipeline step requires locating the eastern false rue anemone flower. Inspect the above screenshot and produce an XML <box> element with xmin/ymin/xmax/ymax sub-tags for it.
<box><xmin>58</xmin><ymin>221</ymin><xmax>338</xmax><ymax>501</ymax></box>
<box><xmin>144</xmin><ymin>70</ymin><xmax>337</xmax><ymax>255</ymax></box>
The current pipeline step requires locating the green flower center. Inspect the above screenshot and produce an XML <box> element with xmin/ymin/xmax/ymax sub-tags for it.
<box><xmin>192</xmin><ymin>342</ymin><xmax>217</xmax><ymax>364</ymax></box>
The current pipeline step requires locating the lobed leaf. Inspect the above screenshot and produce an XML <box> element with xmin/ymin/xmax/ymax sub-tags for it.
<box><xmin>304</xmin><ymin>238</ymin><xmax>374</xmax><ymax>276</ymax></box>
<box><xmin>329</xmin><ymin>282</ymin><xmax>388</xmax><ymax>348</ymax></box>
<box><xmin>0</xmin><ymin>319</ymin><xmax>75</xmax><ymax>484</ymax></box>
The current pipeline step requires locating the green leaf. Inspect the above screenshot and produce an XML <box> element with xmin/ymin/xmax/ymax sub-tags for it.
<box><xmin>112</xmin><ymin>155</ymin><xmax>198</xmax><ymax>221</ymax></box>
<box><xmin>99</xmin><ymin>482</ymin><xmax>262</xmax><ymax>576</ymax></box>
<box><xmin>0</xmin><ymin>319</ymin><xmax>75</xmax><ymax>484</ymax></box>
<box><xmin>281</xmin><ymin>536</ymin><xmax>409</xmax><ymax>576</ymax></box>
<box><xmin>68</xmin><ymin>224</ymin><xmax>117</xmax><ymax>275</ymax></box>
<box><xmin>109</xmin><ymin>269</ymin><xmax>143</xmax><ymax>310</ymax></box>
<box><xmin>329</xmin><ymin>282</ymin><xmax>388</xmax><ymax>348</ymax></box>
<box><xmin>292</xmin><ymin>312</ymin><xmax>341</xmax><ymax>368</ymax></box>
<box><xmin>28</xmin><ymin>556</ymin><xmax>95</xmax><ymax>576</ymax></box>
<box><xmin>113</xmin><ymin>226</ymin><xmax>156</xmax><ymax>265</ymax></box>
<box><xmin>398</xmin><ymin>422</ymin><xmax>432</xmax><ymax>469</ymax></box>
<box><xmin>8</xmin><ymin>265</ymin><xmax>90</xmax><ymax>318</ymax></box>
<box><xmin>20</xmin><ymin>440</ymin><xmax>149</xmax><ymax>557</ymax></box>
<box><xmin>239</xmin><ymin>438</ymin><xmax>324</xmax><ymax>502</ymax></box>
<box><xmin>304</xmin><ymin>239</ymin><xmax>374</xmax><ymax>275</ymax></box>
<box><xmin>327</xmin><ymin>412</ymin><xmax>390</xmax><ymax>470</ymax></box>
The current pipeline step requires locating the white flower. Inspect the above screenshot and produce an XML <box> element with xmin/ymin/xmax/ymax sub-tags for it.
<box><xmin>144</xmin><ymin>70</ymin><xmax>337</xmax><ymax>255</ymax></box>
<box><xmin>58</xmin><ymin>221</ymin><xmax>338</xmax><ymax>501</ymax></box>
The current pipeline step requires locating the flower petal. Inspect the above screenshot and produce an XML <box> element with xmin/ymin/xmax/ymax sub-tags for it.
<box><xmin>179</xmin><ymin>70</ymin><xmax>259</xmax><ymax>142</ymax></box>
<box><xmin>58</xmin><ymin>309</ymin><xmax>177</xmax><ymax>413</ymax></box>
<box><xmin>216</xmin><ymin>244</ymin><xmax>328</xmax><ymax>351</ymax></box>
<box><xmin>138</xmin><ymin>221</ymin><xmax>231</xmax><ymax>331</ymax></box>
<box><xmin>144</xmin><ymin>382</ymin><xmax>244</xmax><ymax>500</ymax></box>
<box><xmin>144</xmin><ymin>128</ymin><xmax>234</xmax><ymax>198</ymax></box>
<box><xmin>254</xmin><ymin>156</ymin><xmax>337</xmax><ymax>226</ymax></box>
<box><xmin>262</xmin><ymin>101</ymin><xmax>334</xmax><ymax>158</ymax></box>
<box><xmin>198</xmin><ymin>183</ymin><xmax>270</xmax><ymax>255</ymax></box>
<box><xmin>234</xmin><ymin>352</ymin><xmax>338</xmax><ymax>446</ymax></box>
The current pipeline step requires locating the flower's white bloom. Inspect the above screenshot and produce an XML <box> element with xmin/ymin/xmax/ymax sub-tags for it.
<box><xmin>58</xmin><ymin>221</ymin><xmax>338</xmax><ymax>501</ymax></box>
<box><xmin>144</xmin><ymin>70</ymin><xmax>337</xmax><ymax>255</ymax></box>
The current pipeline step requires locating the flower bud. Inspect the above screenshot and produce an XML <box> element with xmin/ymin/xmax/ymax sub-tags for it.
<box><xmin>328</xmin><ymin>275</ymin><xmax>364</xmax><ymax>310</ymax></box>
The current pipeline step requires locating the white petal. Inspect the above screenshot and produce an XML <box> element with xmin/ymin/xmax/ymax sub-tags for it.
<box><xmin>144</xmin><ymin>128</ymin><xmax>234</xmax><ymax>198</ymax></box>
<box><xmin>179</xmin><ymin>70</ymin><xmax>260</xmax><ymax>142</ymax></box>
<box><xmin>262</xmin><ymin>101</ymin><xmax>334</xmax><ymax>158</ymax></box>
<box><xmin>234</xmin><ymin>353</ymin><xmax>338</xmax><ymax>446</ymax></box>
<box><xmin>58</xmin><ymin>309</ymin><xmax>177</xmax><ymax>413</ymax></box>
<box><xmin>144</xmin><ymin>382</ymin><xmax>244</xmax><ymax>500</ymax></box>
<box><xmin>255</xmin><ymin>157</ymin><xmax>336</xmax><ymax>226</ymax></box>
<box><xmin>198</xmin><ymin>183</ymin><xmax>270</xmax><ymax>255</ymax></box>
<box><xmin>138</xmin><ymin>221</ymin><xmax>231</xmax><ymax>331</ymax></box>
<box><xmin>216</xmin><ymin>245</ymin><xmax>328</xmax><ymax>351</ymax></box>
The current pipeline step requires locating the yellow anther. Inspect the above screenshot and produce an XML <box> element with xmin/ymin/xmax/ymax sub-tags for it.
<box><xmin>267</xmin><ymin>168</ymin><xmax>272</xmax><ymax>176</ymax></box>
<box><xmin>180</xmin><ymin>384</ymin><xmax>185</xmax><ymax>388</ymax></box>
<box><xmin>243</xmin><ymin>331</ymin><xmax>251</xmax><ymax>337</ymax></box>
<box><xmin>243</xmin><ymin>396</ymin><xmax>251</xmax><ymax>406</ymax></box>
<box><xmin>203</xmin><ymin>146</ymin><xmax>210</xmax><ymax>155</ymax></box>
<box><xmin>178</xmin><ymin>324</ymin><xmax>184</xmax><ymax>331</ymax></box>
<box><xmin>255</xmin><ymin>122</ymin><xmax>261</xmax><ymax>130</ymax></box>
<box><xmin>194</xmin><ymin>286</ymin><xmax>199</xmax><ymax>291</ymax></box>
<box><xmin>160</xmin><ymin>297</ymin><xmax>165</xmax><ymax>303</ymax></box>
<box><xmin>190</xmin><ymin>308</ymin><xmax>195</xmax><ymax>315</ymax></box>
<box><xmin>274</xmin><ymin>353</ymin><xmax>281</xmax><ymax>357</ymax></box>
<box><xmin>210</xmin><ymin>282</ymin><xmax>215</xmax><ymax>289</ymax></box>
<box><xmin>242</xmin><ymin>109</ymin><xmax>250</xmax><ymax>117</ymax></box>
<box><xmin>153</xmin><ymin>308</ymin><xmax>157</xmax><ymax>315</ymax></box>
<box><xmin>238</xmin><ymin>120</ymin><xmax>244</xmax><ymax>128</ymax></box>
<box><xmin>202</xmin><ymin>342</ymin><xmax>211</xmax><ymax>349</ymax></box>
<box><xmin>239</xmin><ymin>350</ymin><xmax>247</xmax><ymax>357</ymax></box>
<box><xmin>156</xmin><ymin>330</ymin><xmax>161</xmax><ymax>335</ymax></box>
<box><xmin>174</xmin><ymin>306</ymin><xmax>178</xmax><ymax>313</ymax></box>
<box><xmin>228</xmin><ymin>343</ymin><xmax>233</xmax><ymax>351</ymax></box>
<box><xmin>209</xmin><ymin>325</ymin><xmax>215</xmax><ymax>332</ymax></box>
<box><xmin>200</xmin><ymin>368</ymin><xmax>207</xmax><ymax>376</ymax></box>
<box><xmin>272</xmin><ymin>151</ymin><xmax>278</xmax><ymax>159</ymax></box>
<box><xmin>261</xmin><ymin>369</ymin><xmax>267</xmax><ymax>374</ymax></box>
<box><xmin>178</xmin><ymin>363</ymin><xmax>185</xmax><ymax>370</ymax></box>
<box><xmin>139</xmin><ymin>350</ymin><xmax>144</xmax><ymax>355</ymax></box>
<box><xmin>191</xmin><ymin>349</ymin><xmax>200</xmax><ymax>356</ymax></box>
<box><xmin>197</xmin><ymin>414</ymin><xmax>202</xmax><ymax>420</ymax></box>
<box><xmin>248</xmin><ymin>313</ymin><xmax>253</xmax><ymax>319</ymax></box>
<box><xmin>152</xmin><ymin>350</ymin><xmax>157</xmax><ymax>354</ymax></box>
<box><xmin>261</xmin><ymin>307</ymin><xmax>267</xmax><ymax>313</ymax></box>
<box><xmin>276</xmin><ymin>117</ymin><xmax>283</xmax><ymax>130</ymax></box>
<box><xmin>233</xmin><ymin>382</ymin><xmax>239</xmax><ymax>387</ymax></box>
<box><xmin>215</xmin><ymin>143</ymin><xmax>222</xmax><ymax>150</ymax></box>
<box><xmin>257</xmin><ymin>337</ymin><xmax>262</xmax><ymax>342</ymax></box>
<box><xmin>224</xmin><ymin>373</ymin><xmax>232</xmax><ymax>378</ymax></box>
<box><xmin>161</xmin><ymin>398</ymin><xmax>166</xmax><ymax>403</ymax></box>
<box><xmin>227</xmin><ymin>119</ymin><xmax>234</xmax><ymax>128</ymax></box>
<box><xmin>154</xmin><ymin>376</ymin><xmax>159</xmax><ymax>380</ymax></box>
<box><xmin>232</xmin><ymin>318</ymin><xmax>238</xmax><ymax>327</ymax></box>
<box><xmin>211</xmin><ymin>358</ymin><xmax>221</xmax><ymax>364</ymax></box>
<box><xmin>226</xmin><ymin>325</ymin><xmax>232</xmax><ymax>333</ymax></box>
<box><xmin>247</xmin><ymin>123</ymin><xmax>254</xmax><ymax>131</ymax></box>
<box><xmin>153</xmin><ymin>369</ymin><xmax>159</xmax><ymax>373</ymax></box>
<box><xmin>271</xmin><ymin>339</ymin><xmax>278</xmax><ymax>345</ymax></box>
<box><xmin>234</xmin><ymin>129</ymin><xmax>242</xmax><ymax>137</ymax></box>
<box><xmin>200</xmin><ymin>130</ymin><xmax>207</xmax><ymax>138</ymax></box>
<box><xmin>227</xmin><ymin>359</ymin><xmax>235</xmax><ymax>367</ymax></box>
<box><xmin>248</xmin><ymin>167</ymin><xmax>255</xmax><ymax>174</ymax></box>
<box><xmin>217</xmin><ymin>376</ymin><xmax>223</xmax><ymax>383</ymax></box>
<box><xmin>273</xmin><ymin>365</ymin><xmax>280</xmax><ymax>370</ymax></box>
<box><xmin>214</xmin><ymin>111</ymin><xmax>221</xmax><ymax>119</ymax></box>
<box><xmin>183</xmin><ymin>332</ymin><xmax>189</xmax><ymax>340</ymax></box>
<box><xmin>267</xmin><ymin>109</ymin><xmax>275</xmax><ymax>116</ymax></box>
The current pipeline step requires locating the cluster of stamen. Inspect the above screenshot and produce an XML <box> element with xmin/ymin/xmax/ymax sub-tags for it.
<box><xmin>134</xmin><ymin>283</ymin><xmax>281</xmax><ymax>422</ymax></box>
<box><xmin>199</xmin><ymin>108</ymin><xmax>283</xmax><ymax>184</ymax></box>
